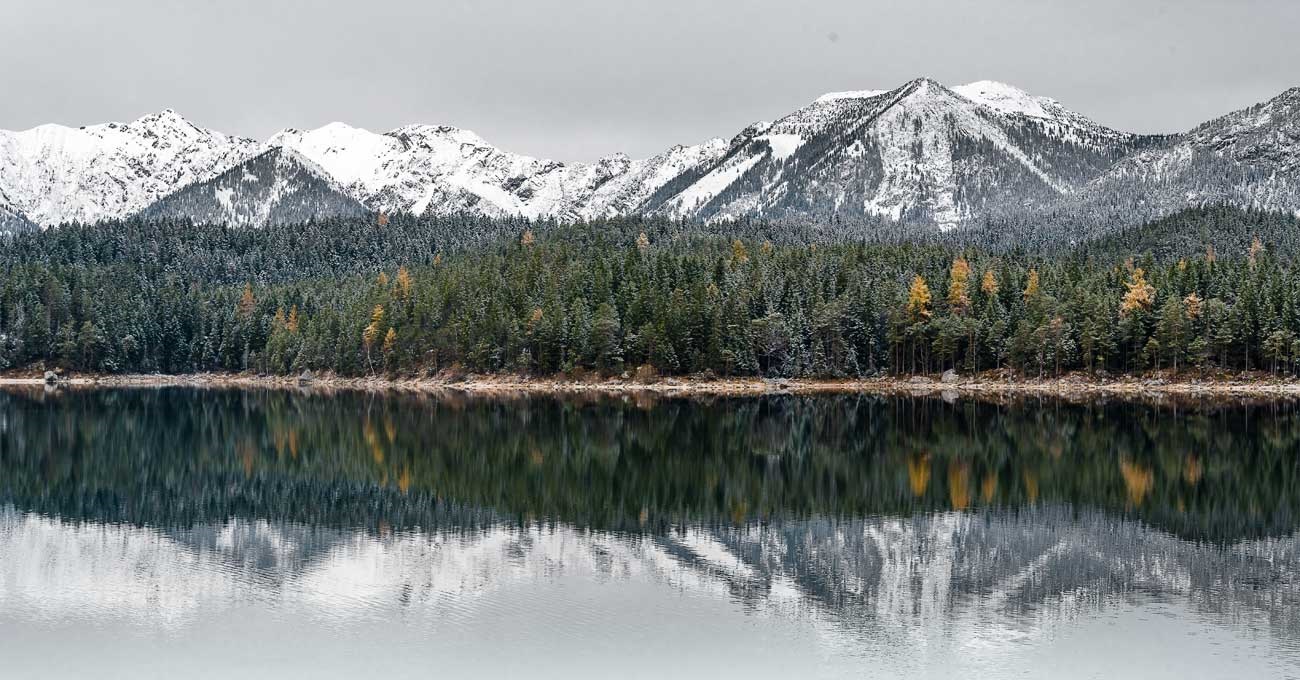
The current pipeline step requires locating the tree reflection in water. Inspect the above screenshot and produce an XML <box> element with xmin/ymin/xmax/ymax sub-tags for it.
<box><xmin>0</xmin><ymin>387</ymin><xmax>1298</xmax><ymax>657</ymax></box>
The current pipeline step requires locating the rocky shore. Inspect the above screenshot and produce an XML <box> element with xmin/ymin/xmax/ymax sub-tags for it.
<box><xmin>5</xmin><ymin>369</ymin><xmax>1300</xmax><ymax>404</ymax></box>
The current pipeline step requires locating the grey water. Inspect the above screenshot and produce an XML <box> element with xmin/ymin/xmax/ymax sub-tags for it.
<box><xmin>1</xmin><ymin>388</ymin><xmax>1298</xmax><ymax>678</ymax></box>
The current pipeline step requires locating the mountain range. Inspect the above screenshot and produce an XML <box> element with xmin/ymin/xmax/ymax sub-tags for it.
<box><xmin>2</xmin><ymin>78</ymin><xmax>1298</xmax><ymax>234</ymax></box>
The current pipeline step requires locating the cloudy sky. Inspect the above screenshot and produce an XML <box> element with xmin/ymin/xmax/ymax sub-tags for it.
<box><xmin>3</xmin><ymin>0</ymin><xmax>1297</xmax><ymax>161</ymax></box>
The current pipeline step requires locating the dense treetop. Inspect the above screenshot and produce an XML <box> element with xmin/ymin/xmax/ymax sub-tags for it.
<box><xmin>4</xmin><ymin>206</ymin><xmax>1300</xmax><ymax>378</ymax></box>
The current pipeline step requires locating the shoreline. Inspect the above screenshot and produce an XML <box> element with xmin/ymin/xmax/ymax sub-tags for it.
<box><xmin>5</xmin><ymin>371</ymin><xmax>1300</xmax><ymax>402</ymax></box>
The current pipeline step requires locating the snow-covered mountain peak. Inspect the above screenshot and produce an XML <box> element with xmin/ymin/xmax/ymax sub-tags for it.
<box><xmin>385</xmin><ymin>123</ymin><xmax>497</xmax><ymax>151</ymax></box>
<box><xmin>905</xmin><ymin>76</ymin><xmax>946</xmax><ymax>91</ymax></box>
<box><xmin>952</xmin><ymin>81</ymin><xmax>1057</xmax><ymax>119</ymax></box>
<box><xmin>6</xmin><ymin>82</ymin><xmax>1298</xmax><ymax>233</ymax></box>
<box><xmin>0</xmin><ymin>110</ymin><xmax>258</xmax><ymax>227</ymax></box>
<box><xmin>813</xmin><ymin>89</ymin><xmax>887</xmax><ymax>104</ymax></box>
<box><xmin>129</xmin><ymin>107</ymin><xmax>195</xmax><ymax>128</ymax></box>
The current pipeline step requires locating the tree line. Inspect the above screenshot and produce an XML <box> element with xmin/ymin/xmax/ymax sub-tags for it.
<box><xmin>4</xmin><ymin>206</ymin><xmax>1300</xmax><ymax>378</ymax></box>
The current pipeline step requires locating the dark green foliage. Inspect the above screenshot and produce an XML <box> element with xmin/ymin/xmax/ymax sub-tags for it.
<box><xmin>4</xmin><ymin>206</ymin><xmax>1300</xmax><ymax>378</ymax></box>
<box><xmin>2</xmin><ymin>388</ymin><xmax>1296</xmax><ymax>542</ymax></box>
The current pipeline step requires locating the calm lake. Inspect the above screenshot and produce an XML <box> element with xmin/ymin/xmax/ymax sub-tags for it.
<box><xmin>1</xmin><ymin>387</ymin><xmax>1298</xmax><ymax>678</ymax></box>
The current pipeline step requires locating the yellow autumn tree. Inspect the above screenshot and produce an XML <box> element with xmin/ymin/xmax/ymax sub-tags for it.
<box><xmin>947</xmin><ymin>257</ymin><xmax>972</xmax><ymax>314</ymax></box>
<box><xmin>521</xmin><ymin>229</ymin><xmax>536</xmax><ymax>247</ymax></box>
<box><xmin>1022</xmin><ymin>269</ymin><xmax>1041</xmax><ymax>303</ymax></box>
<box><xmin>363</xmin><ymin>304</ymin><xmax>384</xmax><ymax>372</ymax></box>
<box><xmin>906</xmin><ymin>275</ymin><xmax>932</xmax><ymax>322</ymax></box>
<box><xmin>395</xmin><ymin>266</ymin><xmax>413</xmax><ymax>302</ymax></box>
<box><xmin>980</xmin><ymin>269</ymin><xmax>999</xmax><ymax>296</ymax></box>
<box><xmin>376</xmin><ymin>271</ymin><xmax>389</xmax><ymax>287</ymax></box>
<box><xmin>1120</xmin><ymin>268</ymin><xmax>1156</xmax><ymax>316</ymax></box>
<box><xmin>1183</xmin><ymin>292</ymin><xmax>1203</xmax><ymax>320</ymax></box>
<box><xmin>382</xmin><ymin>327</ymin><xmax>397</xmax><ymax>366</ymax></box>
<box><xmin>286</xmin><ymin>305</ymin><xmax>300</xmax><ymax>333</ymax></box>
<box><xmin>237</xmin><ymin>283</ymin><xmax>255</xmax><ymax>318</ymax></box>
<box><xmin>731</xmin><ymin>239</ymin><xmax>749</xmax><ymax>264</ymax></box>
<box><xmin>1249</xmin><ymin>237</ymin><xmax>1264</xmax><ymax>268</ymax></box>
<box><xmin>636</xmin><ymin>231</ymin><xmax>650</xmax><ymax>252</ymax></box>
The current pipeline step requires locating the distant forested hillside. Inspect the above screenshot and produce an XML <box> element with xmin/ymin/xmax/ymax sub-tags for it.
<box><xmin>4</xmin><ymin>206</ymin><xmax>1300</xmax><ymax>378</ymax></box>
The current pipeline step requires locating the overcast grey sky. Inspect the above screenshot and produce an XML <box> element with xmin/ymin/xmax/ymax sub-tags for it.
<box><xmin>3</xmin><ymin>0</ymin><xmax>1298</xmax><ymax>161</ymax></box>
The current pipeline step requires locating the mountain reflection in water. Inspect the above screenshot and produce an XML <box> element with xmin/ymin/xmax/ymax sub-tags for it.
<box><xmin>1</xmin><ymin>388</ymin><xmax>1299</xmax><ymax>678</ymax></box>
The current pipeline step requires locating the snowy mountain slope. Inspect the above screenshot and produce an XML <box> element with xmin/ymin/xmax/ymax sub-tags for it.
<box><xmin>0</xmin><ymin>188</ymin><xmax>36</xmax><ymax>232</ymax></box>
<box><xmin>5</xmin><ymin>81</ymin><xmax>1300</xmax><ymax>233</ymax></box>
<box><xmin>0</xmin><ymin>110</ymin><xmax>257</xmax><ymax>227</ymax></box>
<box><xmin>649</xmin><ymin>78</ymin><xmax>1142</xmax><ymax>229</ymax></box>
<box><xmin>5</xmin><ymin>507</ymin><xmax>1293</xmax><ymax>644</ymax></box>
<box><xmin>139</xmin><ymin>147</ymin><xmax>367</xmax><ymax>226</ymax></box>
<box><xmin>1073</xmin><ymin>86</ymin><xmax>1300</xmax><ymax>220</ymax></box>
<box><xmin>267</xmin><ymin>122</ymin><xmax>729</xmax><ymax>220</ymax></box>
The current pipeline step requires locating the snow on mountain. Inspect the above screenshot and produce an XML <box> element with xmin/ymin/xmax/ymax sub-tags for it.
<box><xmin>4</xmin><ymin>81</ymin><xmax>1299</xmax><ymax>233</ymax></box>
<box><xmin>140</xmin><ymin>146</ymin><xmax>367</xmax><ymax>226</ymax></box>
<box><xmin>0</xmin><ymin>110</ymin><xmax>257</xmax><ymax>227</ymax></box>
<box><xmin>266</xmin><ymin>122</ymin><xmax>729</xmax><ymax>221</ymax></box>
<box><xmin>653</xmin><ymin>78</ymin><xmax>1139</xmax><ymax>229</ymax></box>
<box><xmin>0</xmin><ymin>188</ymin><xmax>35</xmax><ymax>232</ymax></box>
<box><xmin>814</xmin><ymin>90</ymin><xmax>887</xmax><ymax>104</ymax></box>
<box><xmin>953</xmin><ymin>80</ymin><xmax>1057</xmax><ymax>119</ymax></box>
<box><xmin>4</xmin><ymin>506</ymin><xmax>1292</xmax><ymax>644</ymax></box>
<box><xmin>1066</xmin><ymin>86</ymin><xmax>1300</xmax><ymax>227</ymax></box>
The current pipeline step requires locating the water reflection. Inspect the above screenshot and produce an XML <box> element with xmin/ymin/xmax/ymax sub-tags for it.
<box><xmin>2</xmin><ymin>388</ymin><xmax>1300</xmax><ymax>678</ymax></box>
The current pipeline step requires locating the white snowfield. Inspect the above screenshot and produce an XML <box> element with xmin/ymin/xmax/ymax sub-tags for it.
<box><xmin>0</xmin><ymin>109</ymin><xmax>256</xmax><ymax>227</ymax></box>
<box><xmin>1</xmin><ymin>79</ymin><xmax>1296</xmax><ymax>229</ymax></box>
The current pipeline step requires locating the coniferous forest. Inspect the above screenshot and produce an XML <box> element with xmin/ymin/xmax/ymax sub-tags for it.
<box><xmin>4</xmin><ymin>205</ymin><xmax>1300</xmax><ymax>379</ymax></box>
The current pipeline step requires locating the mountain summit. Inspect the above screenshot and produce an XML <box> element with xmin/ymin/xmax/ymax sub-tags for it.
<box><xmin>1</xmin><ymin>79</ymin><xmax>1297</xmax><ymax>235</ymax></box>
<box><xmin>0</xmin><ymin>110</ymin><xmax>256</xmax><ymax>227</ymax></box>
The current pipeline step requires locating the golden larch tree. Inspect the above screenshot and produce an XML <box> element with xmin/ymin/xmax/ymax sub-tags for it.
<box><xmin>362</xmin><ymin>304</ymin><xmax>385</xmax><ymax>373</ymax></box>
<box><xmin>1120</xmin><ymin>268</ymin><xmax>1156</xmax><ymax>316</ymax></box>
<box><xmin>237</xmin><ymin>283</ymin><xmax>256</xmax><ymax>318</ymax></box>
<box><xmin>1183</xmin><ymin>292</ymin><xmax>1203</xmax><ymax>320</ymax></box>
<box><xmin>947</xmin><ymin>257</ymin><xmax>972</xmax><ymax>314</ymax></box>
<box><xmin>382</xmin><ymin>327</ymin><xmax>397</xmax><ymax>362</ymax></box>
<box><xmin>395</xmin><ymin>266</ymin><xmax>413</xmax><ymax>302</ymax></box>
<box><xmin>980</xmin><ymin>269</ymin><xmax>999</xmax><ymax>296</ymax></box>
<box><xmin>1022</xmin><ymin>269</ymin><xmax>1041</xmax><ymax>302</ymax></box>
<box><xmin>906</xmin><ymin>275</ymin><xmax>932</xmax><ymax>322</ymax></box>
<box><xmin>731</xmin><ymin>239</ymin><xmax>749</xmax><ymax>264</ymax></box>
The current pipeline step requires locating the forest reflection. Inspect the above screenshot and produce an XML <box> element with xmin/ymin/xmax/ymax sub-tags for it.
<box><xmin>1</xmin><ymin>387</ymin><xmax>1297</xmax><ymax>543</ymax></box>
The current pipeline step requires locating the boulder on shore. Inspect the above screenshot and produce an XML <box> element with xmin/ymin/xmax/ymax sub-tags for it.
<box><xmin>941</xmin><ymin>369</ymin><xmax>960</xmax><ymax>384</ymax></box>
<box><xmin>297</xmin><ymin>370</ymin><xmax>316</xmax><ymax>385</ymax></box>
<box><xmin>43</xmin><ymin>370</ymin><xmax>59</xmax><ymax>385</ymax></box>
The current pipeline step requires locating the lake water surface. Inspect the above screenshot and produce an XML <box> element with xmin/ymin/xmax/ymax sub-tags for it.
<box><xmin>1</xmin><ymin>388</ymin><xmax>1298</xmax><ymax>678</ymax></box>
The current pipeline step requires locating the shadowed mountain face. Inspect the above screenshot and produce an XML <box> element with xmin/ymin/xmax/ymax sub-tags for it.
<box><xmin>139</xmin><ymin>147</ymin><xmax>368</xmax><ymax>226</ymax></box>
